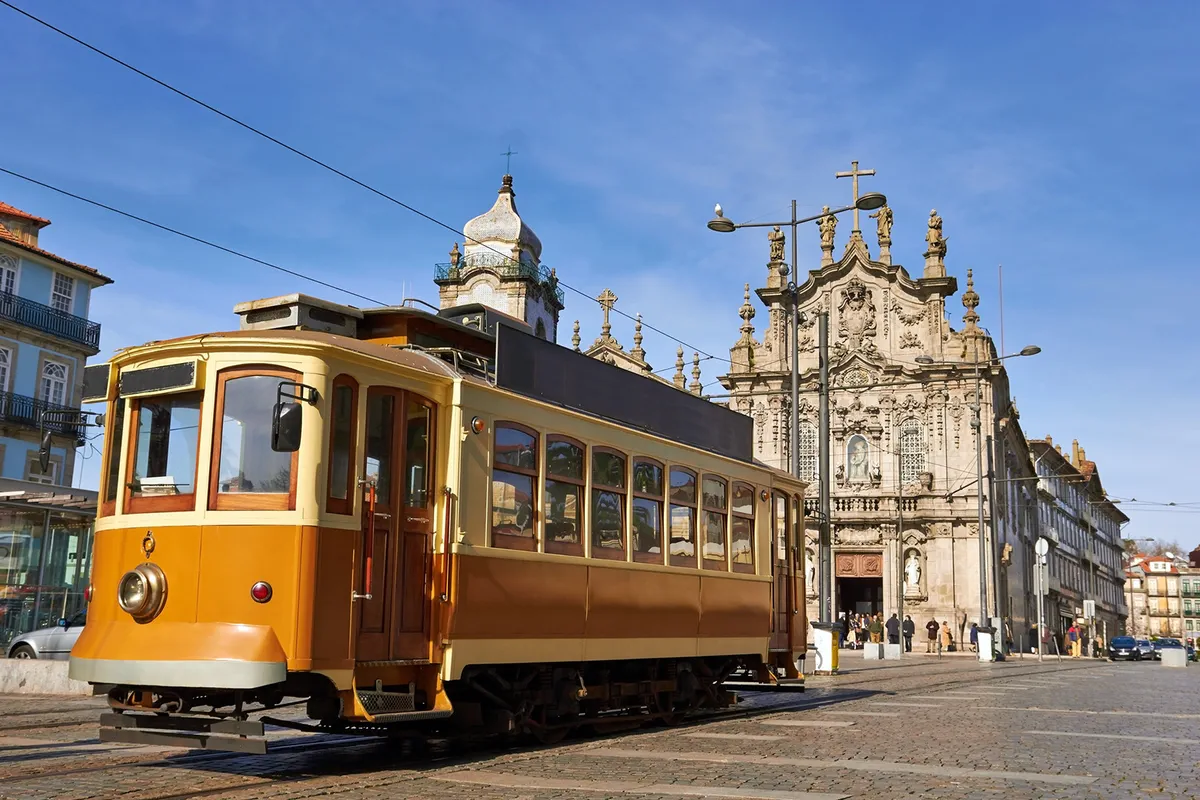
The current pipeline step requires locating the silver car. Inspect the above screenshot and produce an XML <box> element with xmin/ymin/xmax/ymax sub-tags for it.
<box><xmin>6</xmin><ymin>611</ymin><xmax>85</xmax><ymax>660</ymax></box>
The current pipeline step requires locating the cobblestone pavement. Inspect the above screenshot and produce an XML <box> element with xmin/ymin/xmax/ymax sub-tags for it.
<box><xmin>0</xmin><ymin>653</ymin><xmax>1196</xmax><ymax>799</ymax></box>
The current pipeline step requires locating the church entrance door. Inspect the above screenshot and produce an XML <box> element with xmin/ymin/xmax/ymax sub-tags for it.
<box><xmin>838</xmin><ymin>577</ymin><xmax>883</xmax><ymax>617</ymax></box>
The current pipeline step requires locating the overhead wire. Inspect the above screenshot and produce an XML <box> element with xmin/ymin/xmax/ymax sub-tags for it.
<box><xmin>0</xmin><ymin>0</ymin><xmax>719</xmax><ymax>359</ymax></box>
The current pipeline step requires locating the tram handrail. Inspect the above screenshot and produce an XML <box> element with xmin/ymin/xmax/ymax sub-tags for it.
<box><xmin>353</xmin><ymin>483</ymin><xmax>377</xmax><ymax>601</ymax></box>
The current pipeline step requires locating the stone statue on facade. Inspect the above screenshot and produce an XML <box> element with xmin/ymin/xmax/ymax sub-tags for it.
<box><xmin>925</xmin><ymin>209</ymin><xmax>946</xmax><ymax>256</ymax></box>
<box><xmin>835</xmin><ymin>463</ymin><xmax>846</xmax><ymax>487</ymax></box>
<box><xmin>905</xmin><ymin>551</ymin><xmax>921</xmax><ymax>592</ymax></box>
<box><xmin>869</xmin><ymin>204</ymin><xmax>892</xmax><ymax>242</ymax></box>
<box><xmin>847</xmin><ymin>436</ymin><xmax>870</xmax><ymax>484</ymax></box>
<box><xmin>818</xmin><ymin>207</ymin><xmax>837</xmax><ymax>249</ymax></box>
<box><xmin>806</xmin><ymin>550</ymin><xmax>816</xmax><ymax>594</ymax></box>
<box><xmin>768</xmin><ymin>225</ymin><xmax>785</xmax><ymax>263</ymax></box>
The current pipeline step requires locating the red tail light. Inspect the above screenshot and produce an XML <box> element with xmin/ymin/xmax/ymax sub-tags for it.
<box><xmin>84</xmin><ymin>584</ymin><xmax>93</xmax><ymax>603</ymax></box>
<box><xmin>250</xmin><ymin>582</ymin><xmax>272</xmax><ymax>603</ymax></box>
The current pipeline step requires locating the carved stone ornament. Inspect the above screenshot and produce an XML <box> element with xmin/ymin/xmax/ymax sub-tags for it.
<box><xmin>835</xmin><ymin>527</ymin><xmax>883</xmax><ymax>546</ymax></box>
<box><xmin>899</xmin><ymin>331</ymin><xmax>921</xmax><ymax>349</ymax></box>
<box><xmin>836</xmin><ymin>278</ymin><xmax>878</xmax><ymax>354</ymax></box>
<box><xmin>892</xmin><ymin>300</ymin><xmax>926</xmax><ymax>326</ymax></box>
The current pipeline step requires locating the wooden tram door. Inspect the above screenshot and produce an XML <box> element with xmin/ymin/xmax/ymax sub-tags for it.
<box><xmin>355</xmin><ymin>388</ymin><xmax>436</xmax><ymax>663</ymax></box>
<box><xmin>769</xmin><ymin>492</ymin><xmax>801</xmax><ymax>655</ymax></box>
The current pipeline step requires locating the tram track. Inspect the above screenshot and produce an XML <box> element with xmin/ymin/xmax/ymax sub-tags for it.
<box><xmin>0</xmin><ymin>659</ymin><xmax>1111</xmax><ymax>798</ymax></box>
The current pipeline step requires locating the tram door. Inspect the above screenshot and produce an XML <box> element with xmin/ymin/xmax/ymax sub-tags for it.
<box><xmin>355</xmin><ymin>388</ymin><xmax>436</xmax><ymax>662</ymax></box>
<box><xmin>769</xmin><ymin>492</ymin><xmax>792</xmax><ymax>652</ymax></box>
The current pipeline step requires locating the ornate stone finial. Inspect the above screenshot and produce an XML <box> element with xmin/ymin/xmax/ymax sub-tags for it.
<box><xmin>631</xmin><ymin>313</ymin><xmax>646</xmax><ymax>362</ymax></box>
<box><xmin>673</xmin><ymin>346</ymin><xmax>686</xmax><ymax>389</ymax></box>
<box><xmin>768</xmin><ymin>225</ymin><xmax>785</xmax><ymax>263</ymax></box>
<box><xmin>689</xmin><ymin>352</ymin><xmax>703</xmax><ymax>395</ymax></box>
<box><xmin>869</xmin><ymin>205</ymin><xmax>893</xmax><ymax>264</ymax></box>
<box><xmin>597</xmin><ymin>288</ymin><xmax>617</xmax><ymax>339</ymax></box>
<box><xmin>738</xmin><ymin>283</ymin><xmax>756</xmax><ymax>342</ymax></box>
<box><xmin>500</xmin><ymin>174</ymin><xmax>514</xmax><ymax>193</ymax></box>
<box><xmin>961</xmin><ymin>268</ymin><xmax>981</xmax><ymax>339</ymax></box>
<box><xmin>818</xmin><ymin>206</ymin><xmax>837</xmax><ymax>266</ymax></box>
<box><xmin>449</xmin><ymin>241</ymin><xmax>461</xmax><ymax>267</ymax></box>
<box><xmin>572</xmin><ymin>320</ymin><xmax>581</xmax><ymax>352</ymax></box>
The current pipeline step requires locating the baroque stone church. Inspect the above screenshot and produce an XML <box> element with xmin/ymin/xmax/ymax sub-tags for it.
<box><xmin>436</xmin><ymin>170</ymin><xmax>1034</xmax><ymax>642</ymax></box>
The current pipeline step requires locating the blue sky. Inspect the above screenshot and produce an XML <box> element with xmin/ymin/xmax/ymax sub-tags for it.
<box><xmin>3</xmin><ymin>1</ymin><xmax>1198</xmax><ymax>549</ymax></box>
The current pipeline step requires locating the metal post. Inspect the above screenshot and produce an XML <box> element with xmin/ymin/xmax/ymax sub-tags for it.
<box><xmin>987</xmin><ymin>433</ymin><xmax>1002</xmax><ymax>658</ymax></box>
<box><xmin>1036</xmin><ymin>551</ymin><xmax>1045</xmax><ymax>662</ymax></box>
<box><xmin>818</xmin><ymin>311</ymin><xmax>831</xmax><ymax>625</ymax></box>
<box><xmin>789</xmin><ymin>201</ymin><xmax>800</xmax><ymax>481</ymax></box>
<box><xmin>897</xmin><ymin>432</ymin><xmax>904</xmax><ymax>651</ymax></box>
<box><xmin>973</xmin><ymin>355</ymin><xmax>989</xmax><ymax>658</ymax></box>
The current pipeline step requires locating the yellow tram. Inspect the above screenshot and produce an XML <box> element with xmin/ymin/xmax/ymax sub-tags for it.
<box><xmin>69</xmin><ymin>294</ymin><xmax>806</xmax><ymax>752</ymax></box>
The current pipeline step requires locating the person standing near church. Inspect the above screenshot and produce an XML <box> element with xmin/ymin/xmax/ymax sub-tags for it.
<box><xmin>1067</xmin><ymin>623</ymin><xmax>1081</xmax><ymax>658</ymax></box>
<box><xmin>868</xmin><ymin>614</ymin><xmax>884</xmax><ymax>644</ymax></box>
<box><xmin>886</xmin><ymin>613</ymin><xmax>900</xmax><ymax>645</ymax></box>
<box><xmin>902</xmin><ymin>615</ymin><xmax>915</xmax><ymax>652</ymax></box>
<box><xmin>925</xmin><ymin>617</ymin><xmax>940</xmax><ymax>653</ymax></box>
<box><xmin>969</xmin><ymin>623</ymin><xmax>978</xmax><ymax>653</ymax></box>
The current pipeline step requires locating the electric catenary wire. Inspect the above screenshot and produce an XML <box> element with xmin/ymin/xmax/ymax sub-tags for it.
<box><xmin>0</xmin><ymin>0</ymin><xmax>718</xmax><ymax>360</ymax></box>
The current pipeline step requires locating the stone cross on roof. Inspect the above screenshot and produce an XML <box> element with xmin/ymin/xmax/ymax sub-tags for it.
<box><xmin>598</xmin><ymin>288</ymin><xmax>618</xmax><ymax>338</ymax></box>
<box><xmin>835</xmin><ymin>160</ymin><xmax>876</xmax><ymax>232</ymax></box>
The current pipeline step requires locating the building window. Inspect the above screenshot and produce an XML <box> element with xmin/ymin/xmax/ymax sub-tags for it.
<box><xmin>127</xmin><ymin>390</ymin><xmax>203</xmax><ymax>512</ymax></box>
<box><xmin>0</xmin><ymin>254</ymin><xmax>17</xmax><ymax>295</ymax></box>
<box><xmin>326</xmin><ymin>375</ymin><xmax>358</xmax><ymax>515</ymax></box>
<box><xmin>0</xmin><ymin>347</ymin><xmax>10</xmax><ymax>394</ymax></box>
<box><xmin>899</xmin><ymin>420</ymin><xmax>925</xmax><ymax>484</ymax></box>
<box><xmin>41</xmin><ymin>361</ymin><xmax>68</xmax><ymax>406</ymax></box>
<box><xmin>797</xmin><ymin>422</ymin><xmax>816</xmax><ymax>482</ymax></box>
<box><xmin>702</xmin><ymin>475</ymin><xmax>728</xmax><ymax>569</ymax></box>
<box><xmin>24</xmin><ymin>455</ymin><xmax>57</xmax><ymax>485</ymax></box>
<box><xmin>632</xmin><ymin>458</ymin><xmax>664</xmax><ymax>563</ymax></box>
<box><xmin>211</xmin><ymin>369</ymin><xmax>299</xmax><ymax>510</ymax></box>
<box><xmin>51</xmin><ymin>273</ymin><xmax>74</xmax><ymax>314</ymax></box>
<box><xmin>491</xmin><ymin>423</ymin><xmax>538</xmax><ymax>551</ymax></box>
<box><xmin>545</xmin><ymin>436</ymin><xmax>584</xmax><ymax>556</ymax></box>
<box><xmin>591</xmin><ymin>448</ymin><xmax>626</xmax><ymax>560</ymax></box>
<box><xmin>731</xmin><ymin>481</ymin><xmax>755</xmax><ymax>573</ymax></box>
<box><xmin>668</xmin><ymin>467</ymin><xmax>697</xmax><ymax>567</ymax></box>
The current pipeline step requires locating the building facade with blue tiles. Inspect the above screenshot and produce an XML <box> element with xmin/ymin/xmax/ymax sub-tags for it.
<box><xmin>0</xmin><ymin>201</ymin><xmax>111</xmax><ymax>485</ymax></box>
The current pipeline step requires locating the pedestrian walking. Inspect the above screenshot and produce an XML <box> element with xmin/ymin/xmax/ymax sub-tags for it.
<box><xmin>940</xmin><ymin>620</ymin><xmax>954</xmax><ymax>653</ymax></box>
<box><xmin>902</xmin><ymin>614</ymin><xmax>915</xmax><ymax>652</ymax></box>
<box><xmin>886</xmin><ymin>613</ymin><xmax>900</xmax><ymax>645</ymax></box>
<box><xmin>1067</xmin><ymin>623</ymin><xmax>1080</xmax><ymax>658</ymax></box>
<box><xmin>925</xmin><ymin>617</ymin><xmax>939</xmax><ymax>653</ymax></box>
<box><xmin>969</xmin><ymin>623</ymin><xmax>978</xmax><ymax>653</ymax></box>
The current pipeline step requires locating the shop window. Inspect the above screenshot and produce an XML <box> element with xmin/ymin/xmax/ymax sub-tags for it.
<box><xmin>591</xmin><ymin>448</ymin><xmax>626</xmax><ymax>560</ymax></box>
<box><xmin>491</xmin><ymin>423</ymin><xmax>538</xmax><ymax>551</ymax></box>
<box><xmin>632</xmin><ymin>458</ymin><xmax>664</xmax><ymax>564</ymax></box>
<box><xmin>668</xmin><ymin>467</ymin><xmax>697</xmax><ymax>567</ymax></box>
<box><xmin>544</xmin><ymin>436</ymin><xmax>584</xmax><ymax>556</ymax></box>
<box><xmin>702</xmin><ymin>475</ymin><xmax>728</xmax><ymax>569</ymax></box>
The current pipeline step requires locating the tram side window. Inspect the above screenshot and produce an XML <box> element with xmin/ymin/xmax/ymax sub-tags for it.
<box><xmin>668</xmin><ymin>467</ymin><xmax>697</xmax><ymax>567</ymax></box>
<box><xmin>102</xmin><ymin>397</ymin><xmax>126</xmax><ymax>508</ymax></box>
<box><xmin>731</xmin><ymin>482</ymin><xmax>755</xmax><ymax>573</ymax></box>
<box><xmin>492</xmin><ymin>423</ymin><xmax>538</xmax><ymax>551</ymax></box>
<box><xmin>632</xmin><ymin>459</ymin><xmax>664</xmax><ymax>564</ymax></box>
<box><xmin>591</xmin><ymin>449</ymin><xmax>626</xmax><ymax>561</ymax></box>
<box><xmin>127</xmin><ymin>390</ymin><xmax>203</xmax><ymax>513</ymax></box>
<box><xmin>545</xmin><ymin>436</ymin><xmax>584</xmax><ymax>556</ymax></box>
<box><xmin>326</xmin><ymin>376</ymin><xmax>358</xmax><ymax>515</ymax></box>
<box><xmin>773</xmin><ymin>492</ymin><xmax>789</xmax><ymax>563</ymax></box>
<box><xmin>702</xmin><ymin>475</ymin><xmax>728</xmax><ymax>569</ymax></box>
<box><xmin>211</xmin><ymin>369</ymin><xmax>300</xmax><ymax>510</ymax></box>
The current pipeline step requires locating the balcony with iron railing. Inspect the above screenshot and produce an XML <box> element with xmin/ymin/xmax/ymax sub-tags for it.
<box><xmin>434</xmin><ymin>254</ymin><xmax>566</xmax><ymax>306</ymax></box>
<box><xmin>0</xmin><ymin>392</ymin><xmax>84</xmax><ymax>438</ymax></box>
<box><xmin>0</xmin><ymin>292</ymin><xmax>101</xmax><ymax>351</ymax></box>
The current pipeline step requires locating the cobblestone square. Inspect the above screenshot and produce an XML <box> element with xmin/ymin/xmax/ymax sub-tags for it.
<box><xmin>1</xmin><ymin>655</ymin><xmax>1195</xmax><ymax>799</ymax></box>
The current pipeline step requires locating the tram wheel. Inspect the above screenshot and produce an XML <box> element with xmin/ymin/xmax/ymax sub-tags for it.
<box><xmin>530</xmin><ymin>722</ymin><xmax>569</xmax><ymax>745</ymax></box>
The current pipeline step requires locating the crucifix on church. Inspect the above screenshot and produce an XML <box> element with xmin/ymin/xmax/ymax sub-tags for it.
<box><xmin>598</xmin><ymin>288</ymin><xmax>617</xmax><ymax>339</ymax></box>
<box><xmin>835</xmin><ymin>160</ymin><xmax>876</xmax><ymax>232</ymax></box>
<box><xmin>502</xmin><ymin>146</ymin><xmax>518</xmax><ymax>175</ymax></box>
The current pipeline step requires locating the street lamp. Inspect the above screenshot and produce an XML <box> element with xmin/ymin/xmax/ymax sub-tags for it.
<box><xmin>915</xmin><ymin>344</ymin><xmax>1041</xmax><ymax>662</ymax></box>
<box><xmin>708</xmin><ymin>192</ymin><xmax>886</xmax><ymax>636</ymax></box>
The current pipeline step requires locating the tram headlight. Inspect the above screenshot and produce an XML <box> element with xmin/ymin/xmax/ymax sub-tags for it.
<box><xmin>117</xmin><ymin>563</ymin><xmax>168</xmax><ymax>622</ymax></box>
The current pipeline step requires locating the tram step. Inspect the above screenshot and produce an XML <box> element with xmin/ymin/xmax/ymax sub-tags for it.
<box><xmin>357</xmin><ymin>687</ymin><xmax>416</xmax><ymax>715</ymax></box>
<box><xmin>99</xmin><ymin>712</ymin><xmax>267</xmax><ymax>753</ymax></box>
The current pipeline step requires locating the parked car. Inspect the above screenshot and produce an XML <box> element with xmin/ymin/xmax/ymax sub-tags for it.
<box><xmin>1154</xmin><ymin>638</ymin><xmax>1184</xmax><ymax>660</ymax></box>
<box><xmin>5</xmin><ymin>611</ymin><xmax>85</xmax><ymax>660</ymax></box>
<box><xmin>1136</xmin><ymin>639</ymin><xmax>1154</xmax><ymax>660</ymax></box>
<box><xmin>1108</xmin><ymin>635</ymin><xmax>1144</xmax><ymax>661</ymax></box>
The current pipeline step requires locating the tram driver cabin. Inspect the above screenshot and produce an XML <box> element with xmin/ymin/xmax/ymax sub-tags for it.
<box><xmin>69</xmin><ymin>293</ymin><xmax>807</xmax><ymax>751</ymax></box>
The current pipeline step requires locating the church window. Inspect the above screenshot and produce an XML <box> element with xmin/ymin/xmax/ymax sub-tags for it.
<box><xmin>797</xmin><ymin>422</ymin><xmax>817</xmax><ymax>482</ymax></box>
<box><xmin>632</xmin><ymin>459</ymin><xmax>664</xmax><ymax>563</ymax></box>
<box><xmin>535</xmin><ymin>319</ymin><xmax>547</xmax><ymax>339</ymax></box>
<box><xmin>544</xmin><ymin>436</ymin><xmax>584</xmax><ymax>556</ymax></box>
<box><xmin>668</xmin><ymin>467</ymin><xmax>698</xmax><ymax>567</ymax></box>
<box><xmin>591</xmin><ymin>448</ymin><xmax>626</xmax><ymax>560</ymax></box>
<box><xmin>702</xmin><ymin>475</ymin><xmax>728</xmax><ymax>569</ymax></box>
<box><xmin>899</xmin><ymin>420</ymin><xmax>925</xmax><ymax>485</ymax></box>
<box><xmin>731</xmin><ymin>482</ymin><xmax>755</xmax><ymax>573</ymax></box>
<box><xmin>491</xmin><ymin>423</ymin><xmax>538</xmax><ymax>551</ymax></box>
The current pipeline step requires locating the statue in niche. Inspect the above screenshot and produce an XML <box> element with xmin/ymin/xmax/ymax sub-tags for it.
<box><xmin>870</xmin><ymin>462</ymin><xmax>882</xmax><ymax>486</ymax></box>
<box><xmin>847</xmin><ymin>435</ymin><xmax>870</xmax><ymax>484</ymax></box>
<box><xmin>768</xmin><ymin>226</ymin><xmax>785</xmax><ymax>262</ymax></box>
<box><xmin>904</xmin><ymin>550</ymin><xmax>922</xmax><ymax>593</ymax></box>
<box><xmin>805</xmin><ymin>549</ymin><xmax>816</xmax><ymax>595</ymax></box>
<box><xmin>818</xmin><ymin>207</ymin><xmax>837</xmax><ymax>249</ymax></box>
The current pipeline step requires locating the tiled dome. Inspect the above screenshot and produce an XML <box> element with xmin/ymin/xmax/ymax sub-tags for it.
<box><xmin>462</xmin><ymin>175</ymin><xmax>542</xmax><ymax>263</ymax></box>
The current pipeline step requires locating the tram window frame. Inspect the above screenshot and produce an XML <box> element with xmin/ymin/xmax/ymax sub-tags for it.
<box><xmin>325</xmin><ymin>374</ymin><xmax>359</xmax><ymax>516</ymax></box>
<box><xmin>491</xmin><ymin>422</ymin><xmax>539</xmax><ymax>552</ymax></box>
<box><xmin>544</xmin><ymin>435</ymin><xmax>585</xmax><ymax>557</ymax></box>
<box><xmin>701</xmin><ymin>474</ymin><xmax>729</xmax><ymax>570</ymax></box>
<box><xmin>209</xmin><ymin>366</ymin><xmax>302</xmax><ymax>512</ymax></box>
<box><xmin>590</xmin><ymin>447</ymin><xmax>627</xmax><ymax>561</ymax></box>
<box><xmin>124</xmin><ymin>389</ymin><xmax>205</xmax><ymax>515</ymax></box>
<box><xmin>99</xmin><ymin>396</ymin><xmax>126</xmax><ymax>517</ymax></box>
<box><xmin>730</xmin><ymin>481</ymin><xmax>756</xmax><ymax>574</ymax></box>
<box><xmin>668</xmin><ymin>466</ymin><xmax>698</xmax><ymax>568</ymax></box>
<box><xmin>631</xmin><ymin>458</ymin><xmax>665</xmax><ymax>564</ymax></box>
